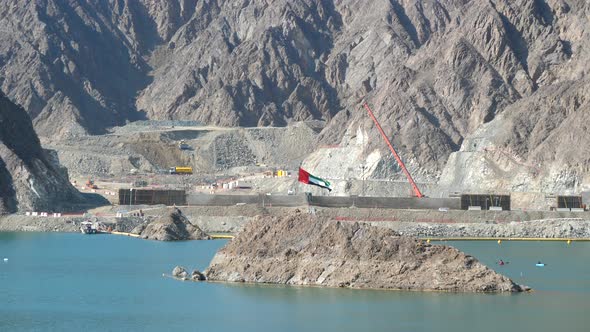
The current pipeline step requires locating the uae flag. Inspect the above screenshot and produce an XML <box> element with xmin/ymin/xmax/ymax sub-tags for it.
<box><xmin>298</xmin><ymin>168</ymin><xmax>332</xmax><ymax>191</ymax></box>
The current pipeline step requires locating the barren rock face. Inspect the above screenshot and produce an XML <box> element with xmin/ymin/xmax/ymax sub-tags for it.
<box><xmin>1</xmin><ymin>0</ymin><xmax>589</xmax><ymax>188</ymax></box>
<box><xmin>205</xmin><ymin>211</ymin><xmax>524</xmax><ymax>292</ymax></box>
<box><xmin>137</xmin><ymin>208</ymin><xmax>210</xmax><ymax>241</ymax></box>
<box><xmin>0</xmin><ymin>91</ymin><xmax>83</xmax><ymax>214</ymax></box>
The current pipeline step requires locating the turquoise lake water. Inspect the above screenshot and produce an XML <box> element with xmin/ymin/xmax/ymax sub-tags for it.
<box><xmin>1</xmin><ymin>232</ymin><xmax>589</xmax><ymax>332</ymax></box>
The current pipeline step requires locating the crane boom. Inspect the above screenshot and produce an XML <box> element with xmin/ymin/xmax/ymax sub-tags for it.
<box><xmin>362</xmin><ymin>102</ymin><xmax>424</xmax><ymax>198</ymax></box>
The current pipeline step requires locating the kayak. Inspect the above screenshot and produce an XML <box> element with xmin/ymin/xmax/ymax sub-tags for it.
<box><xmin>535</xmin><ymin>263</ymin><xmax>546</xmax><ymax>267</ymax></box>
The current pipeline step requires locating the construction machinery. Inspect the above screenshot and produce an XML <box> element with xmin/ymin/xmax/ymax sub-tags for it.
<box><xmin>169</xmin><ymin>166</ymin><xmax>193</xmax><ymax>175</ymax></box>
<box><xmin>85</xmin><ymin>179</ymin><xmax>98</xmax><ymax>189</ymax></box>
<box><xmin>178</xmin><ymin>140</ymin><xmax>190</xmax><ymax>150</ymax></box>
<box><xmin>362</xmin><ymin>101</ymin><xmax>424</xmax><ymax>198</ymax></box>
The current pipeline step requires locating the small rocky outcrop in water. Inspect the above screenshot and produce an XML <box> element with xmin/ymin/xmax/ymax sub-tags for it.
<box><xmin>172</xmin><ymin>266</ymin><xmax>189</xmax><ymax>279</ymax></box>
<box><xmin>191</xmin><ymin>270</ymin><xmax>206</xmax><ymax>281</ymax></box>
<box><xmin>171</xmin><ymin>266</ymin><xmax>206</xmax><ymax>281</ymax></box>
<box><xmin>205</xmin><ymin>211</ymin><xmax>526</xmax><ymax>292</ymax></box>
<box><xmin>136</xmin><ymin>209</ymin><xmax>211</xmax><ymax>241</ymax></box>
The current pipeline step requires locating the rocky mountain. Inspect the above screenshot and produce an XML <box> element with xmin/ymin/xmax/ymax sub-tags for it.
<box><xmin>0</xmin><ymin>90</ymin><xmax>85</xmax><ymax>214</ymax></box>
<box><xmin>1</xmin><ymin>0</ymin><xmax>589</xmax><ymax>191</ymax></box>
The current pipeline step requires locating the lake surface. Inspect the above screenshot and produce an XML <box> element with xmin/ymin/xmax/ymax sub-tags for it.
<box><xmin>1</xmin><ymin>233</ymin><xmax>589</xmax><ymax>332</ymax></box>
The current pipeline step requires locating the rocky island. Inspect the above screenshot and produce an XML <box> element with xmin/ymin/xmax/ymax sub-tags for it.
<box><xmin>204</xmin><ymin>211</ymin><xmax>526</xmax><ymax>293</ymax></box>
<box><xmin>133</xmin><ymin>208</ymin><xmax>211</xmax><ymax>241</ymax></box>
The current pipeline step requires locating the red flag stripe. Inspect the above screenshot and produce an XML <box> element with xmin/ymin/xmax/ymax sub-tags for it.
<box><xmin>298</xmin><ymin>168</ymin><xmax>310</xmax><ymax>184</ymax></box>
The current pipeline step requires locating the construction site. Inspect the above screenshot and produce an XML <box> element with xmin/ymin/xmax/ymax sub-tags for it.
<box><xmin>32</xmin><ymin>101</ymin><xmax>589</xmax><ymax>221</ymax></box>
<box><xmin>2</xmin><ymin>97</ymin><xmax>590</xmax><ymax>241</ymax></box>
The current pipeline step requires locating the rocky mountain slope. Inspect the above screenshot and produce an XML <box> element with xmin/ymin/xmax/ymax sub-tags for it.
<box><xmin>1</xmin><ymin>0</ymin><xmax>589</xmax><ymax>191</ymax></box>
<box><xmin>0</xmin><ymin>90</ymin><xmax>85</xmax><ymax>214</ymax></box>
<box><xmin>205</xmin><ymin>211</ymin><xmax>525</xmax><ymax>292</ymax></box>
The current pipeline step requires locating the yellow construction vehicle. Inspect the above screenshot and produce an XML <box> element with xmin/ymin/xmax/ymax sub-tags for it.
<box><xmin>169</xmin><ymin>166</ymin><xmax>193</xmax><ymax>175</ymax></box>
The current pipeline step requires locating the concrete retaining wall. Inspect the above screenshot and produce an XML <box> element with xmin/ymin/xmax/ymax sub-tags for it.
<box><xmin>188</xmin><ymin>194</ymin><xmax>260</xmax><ymax>206</ymax></box>
<box><xmin>262</xmin><ymin>195</ymin><xmax>308</xmax><ymax>207</ymax></box>
<box><xmin>187</xmin><ymin>194</ymin><xmax>460</xmax><ymax>210</ymax></box>
<box><xmin>354</xmin><ymin>197</ymin><xmax>460</xmax><ymax>209</ymax></box>
<box><xmin>309</xmin><ymin>196</ymin><xmax>353</xmax><ymax>208</ymax></box>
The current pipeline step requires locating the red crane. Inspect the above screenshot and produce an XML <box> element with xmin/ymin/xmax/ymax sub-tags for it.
<box><xmin>362</xmin><ymin>102</ymin><xmax>424</xmax><ymax>198</ymax></box>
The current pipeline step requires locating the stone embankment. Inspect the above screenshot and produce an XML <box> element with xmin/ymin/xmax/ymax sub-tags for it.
<box><xmin>203</xmin><ymin>211</ymin><xmax>526</xmax><ymax>293</ymax></box>
<box><xmin>0</xmin><ymin>215</ymin><xmax>82</xmax><ymax>232</ymax></box>
<box><xmin>379</xmin><ymin>218</ymin><xmax>590</xmax><ymax>239</ymax></box>
<box><xmin>0</xmin><ymin>214</ymin><xmax>146</xmax><ymax>233</ymax></box>
<box><xmin>2</xmin><ymin>205</ymin><xmax>589</xmax><ymax>240</ymax></box>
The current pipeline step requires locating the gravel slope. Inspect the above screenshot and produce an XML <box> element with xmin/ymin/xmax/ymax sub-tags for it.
<box><xmin>205</xmin><ymin>211</ymin><xmax>525</xmax><ymax>292</ymax></box>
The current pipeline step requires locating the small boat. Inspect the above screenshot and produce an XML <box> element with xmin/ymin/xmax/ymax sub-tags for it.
<box><xmin>80</xmin><ymin>221</ymin><xmax>99</xmax><ymax>234</ymax></box>
<box><xmin>535</xmin><ymin>263</ymin><xmax>546</xmax><ymax>267</ymax></box>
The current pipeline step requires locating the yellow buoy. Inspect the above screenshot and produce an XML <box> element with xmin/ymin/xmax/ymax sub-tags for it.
<box><xmin>567</xmin><ymin>240</ymin><xmax>571</xmax><ymax>245</ymax></box>
<box><xmin>426</xmin><ymin>239</ymin><xmax>431</xmax><ymax>243</ymax></box>
<box><xmin>497</xmin><ymin>240</ymin><xmax>502</xmax><ymax>245</ymax></box>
